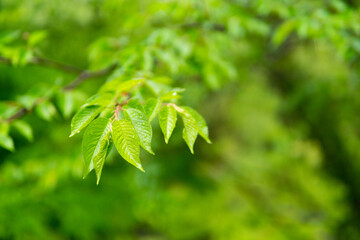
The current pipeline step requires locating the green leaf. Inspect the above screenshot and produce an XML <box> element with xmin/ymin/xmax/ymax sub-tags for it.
<box><xmin>112</xmin><ymin>119</ymin><xmax>144</xmax><ymax>172</ymax></box>
<box><xmin>56</xmin><ymin>91</ymin><xmax>74</xmax><ymax>119</ymax></box>
<box><xmin>28</xmin><ymin>30</ymin><xmax>47</xmax><ymax>46</ymax></box>
<box><xmin>144</xmin><ymin>98</ymin><xmax>162</xmax><ymax>121</ymax></box>
<box><xmin>35</xmin><ymin>101</ymin><xmax>57</xmax><ymax>121</ymax></box>
<box><xmin>12</xmin><ymin>120</ymin><xmax>33</xmax><ymax>142</ymax></box>
<box><xmin>181</xmin><ymin>107</ymin><xmax>211</xmax><ymax>144</ymax></box>
<box><xmin>82</xmin><ymin>117</ymin><xmax>112</xmax><ymax>184</ymax></box>
<box><xmin>145</xmin><ymin>80</ymin><xmax>171</xmax><ymax>96</ymax></box>
<box><xmin>16</xmin><ymin>95</ymin><xmax>37</xmax><ymax>110</ymax></box>
<box><xmin>124</xmin><ymin>99</ymin><xmax>154</xmax><ymax>154</ymax></box>
<box><xmin>160</xmin><ymin>88</ymin><xmax>185</xmax><ymax>101</ymax></box>
<box><xmin>0</xmin><ymin>30</ymin><xmax>20</xmax><ymax>44</ymax></box>
<box><xmin>117</xmin><ymin>78</ymin><xmax>144</xmax><ymax>93</ymax></box>
<box><xmin>0</xmin><ymin>122</ymin><xmax>10</xmax><ymax>135</ymax></box>
<box><xmin>126</xmin><ymin>98</ymin><xmax>144</xmax><ymax>110</ymax></box>
<box><xmin>70</xmin><ymin>105</ymin><xmax>102</xmax><ymax>137</ymax></box>
<box><xmin>143</xmin><ymin>48</ymin><xmax>153</xmax><ymax>71</ymax></box>
<box><xmin>0</xmin><ymin>134</ymin><xmax>14</xmax><ymax>152</ymax></box>
<box><xmin>179</xmin><ymin>110</ymin><xmax>198</xmax><ymax>154</ymax></box>
<box><xmin>100</xmin><ymin>78</ymin><xmax>144</xmax><ymax>93</ymax></box>
<box><xmin>82</xmin><ymin>93</ymin><xmax>113</xmax><ymax>108</ymax></box>
<box><xmin>272</xmin><ymin>20</ymin><xmax>296</xmax><ymax>46</ymax></box>
<box><xmin>159</xmin><ymin>105</ymin><xmax>177</xmax><ymax>143</ymax></box>
<box><xmin>0</xmin><ymin>103</ymin><xmax>20</xmax><ymax>120</ymax></box>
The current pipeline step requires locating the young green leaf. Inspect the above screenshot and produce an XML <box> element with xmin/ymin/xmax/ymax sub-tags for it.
<box><xmin>124</xmin><ymin>100</ymin><xmax>154</xmax><ymax>154</ymax></box>
<box><xmin>179</xmin><ymin>110</ymin><xmax>198</xmax><ymax>154</ymax></box>
<box><xmin>12</xmin><ymin>120</ymin><xmax>33</xmax><ymax>142</ymax></box>
<box><xmin>0</xmin><ymin>134</ymin><xmax>14</xmax><ymax>152</ymax></box>
<box><xmin>100</xmin><ymin>78</ymin><xmax>144</xmax><ymax>93</ymax></box>
<box><xmin>82</xmin><ymin>117</ymin><xmax>112</xmax><ymax>184</ymax></box>
<box><xmin>112</xmin><ymin>119</ymin><xmax>144</xmax><ymax>172</ymax></box>
<box><xmin>159</xmin><ymin>105</ymin><xmax>177</xmax><ymax>143</ymax></box>
<box><xmin>35</xmin><ymin>101</ymin><xmax>57</xmax><ymax>121</ymax></box>
<box><xmin>145</xmin><ymin>80</ymin><xmax>171</xmax><ymax>96</ymax></box>
<box><xmin>160</xmin><ymin>88</ymin><xmax>185</xmax><ymax>101</ymax></box>
<box><xmin>126</xmin><ymin>98</ymin><xmax>144</xmax><ymax>111</ymax></box>
<box><xmin>70</xmin><ymin>105</ymin><xmax>102</xmax><ymax>137</ymax></box>
<box><xmin>56</xmin><ymin>91</ymin><xmax>74</xmax><ymax>119</ymax></box>
<box><xmin>144</xmin><ymin>98</ymin><xmax>161</xmax><ymax>121</ymax></box>
<box><xmin>181</xmin><ymin>107</ymin><xmax>211</xmax><ymax>143</ymax></box>
<box><xmin>82</xmin><ymin>93</ymin><xmax>113</xmax><ymax>108</ymax></box>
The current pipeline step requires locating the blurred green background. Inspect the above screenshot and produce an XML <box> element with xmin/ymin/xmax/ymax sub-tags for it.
<box><xmin>1</xmin><ymin>0</ymin><xmax>360</xmax><ymax>239</ymax></box>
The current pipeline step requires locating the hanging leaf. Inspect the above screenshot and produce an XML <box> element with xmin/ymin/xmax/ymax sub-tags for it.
<box><xmin>124</xmin><ymin>99</ymin><xmax>154</xmax><ymax>154</ymax></box>
<box><xmin>82</xmin><ymin>117</ymin><xmax>112</xmax><ymax>184</ymax></box>
<box><xmin>35</xmin><ymin>101</ymin><xmax>57</xmax><ymax>121</ymax></box>
<box><xmin>181</xmin><ymin>107</ymin><xmax>211</xmax><ymax>143</ymax></box>
<box><xmin>158</xmin><ymin>105</ymin><xmax>177</xmax><ymax>143</ymax></box>
<box><xmin>0</xmin><ymin>134</ymin><xmax>14</xmax><ymax>151</ymax></box>
<box><xmin>272</xmin><ymin>20</ymin><xmax>296</xmax><ymax>46</ymax></box>
<box><xmin>56</xmin><ymin>91</ymin><xmax>74</xmax><ymax>119</ymax></box>
<box><xmin>144</xmin><ymin>98</ymin><xmax>162</xmax><ymax>121</ymax></box>
<box><xmin>112</xmin><ymin>119</ymin><xmax>144</xmax><ymax>172</ymax></box>
<box><xmin>70</xmin><ymin>105</ymin><xmax>102</xmax><ymax>137</ymax></box>
<box><xmin>12</xmin><ymin>120</ymin><xmax>33</xmax><ymax>142</ymax></box>
<box><xmin>179</xmin><ymin>110</ymin><xmax>198</xmax><ymax>154</ymax></box>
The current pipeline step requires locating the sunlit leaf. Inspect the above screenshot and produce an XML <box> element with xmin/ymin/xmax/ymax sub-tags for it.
<box><xmin>160</xmin><ymin>88</ymin><xmax>185</xmax><ymax>101</ymax></box>
<box><xmin>82</xmin><ymin>117</ymin><xmax>111</xmax><ymax>184</ymax></box>
<box><xmin>144</xmin><ymin>98</ymin><xmax>162</xmax><ymax>121</ymax></box>
<box><xmin>179</xmin><ymin>109</ymin><xmax>198</xmax><ymax>154</ymax></box>
<box><xmin>70</xmin><ymin>105</ymin><xmax>102</xmax><ymax>137</ymax></box>
<box><xmin>82</xmin><ymin>93</ymin><xmax>114</xmax><ymax>108</ymax></box>
<box><xmin>159</xmin><ymin>105</ymin><xmax>177</xmax><ymax>143</ymax></box>
<box><xmin>112</xmin><ymin>119</ymin><xmax>144</xmax><ymax>172</ymax></box>
<box><xmin>124</xmin><ymin>99</ymin><xmax>154</xmax><ymax>154</ymax></box>
<box><xmin>100</xmin><ymin>78</ymin><xmax>144</xmax><ymax>93</ymax></box>
<box><xmin>181</xmin><ymin>107</ymin><xmax>211</xmax><ymax>143</ymax></box>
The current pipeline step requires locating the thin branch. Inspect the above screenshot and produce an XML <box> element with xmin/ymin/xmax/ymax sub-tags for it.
<box><xmin>63</xmin><ymin>63</ymin><xmax>117</xmax><ymax>91</ymax></box>
<box><xmin>180</xmin><ymin>22</ymin><xmax>227</xmax><ymax>32</ymax></box>
<box><xmin>151</xmin><ymin>22</ymin><xmax>227</xmax><ymax>32</ymax></box>
<box><xmin>6</xmin><ymin>108</ymin><xmax>26</xmax><ymax>122</ymax></box>
<box><xmin>4</xmin><ymin>63</ymin><xmax>118</xmax><ymax>122</ymax></box>
<box><xmin>0</xmin><ymin>55</ymin><xmax>84</xmax><ymax>74</ymax></box>
<box><xmin>29</xmin><ymin>57</ymin><xmax>83</xmax><ymax>74</ymax></box>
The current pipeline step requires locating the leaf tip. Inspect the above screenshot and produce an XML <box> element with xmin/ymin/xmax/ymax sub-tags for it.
<box><xmin>139</xmin><ymin>166</ymin><xmax>145</xmax><ymax>173</ymax></box>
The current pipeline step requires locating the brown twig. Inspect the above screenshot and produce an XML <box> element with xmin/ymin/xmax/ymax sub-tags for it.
<box><xmin>181</xmin><ymin>22</ymin><xmax>227</xmax><ymax>32</ymax></box>
<box><xmin>63</xmin><ymin>63</ymin><xmax>117</xmax><ymax>91</ymax></box>
<box><xmin>0</xmin><ymin>55</ymin><xmax>84</xmax><ymax>74</ymax></box>
<box><xmin>29</xmin><ymin>57</ymin><xmax>84</xmax><ymax>74</ymax></box>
